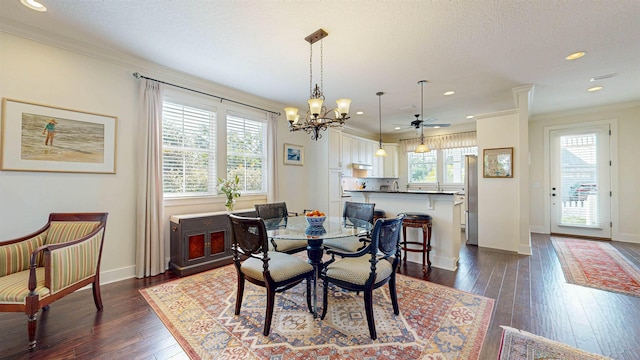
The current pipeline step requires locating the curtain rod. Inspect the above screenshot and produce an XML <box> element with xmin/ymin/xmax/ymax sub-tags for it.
<box><xmin>399</xmin><ymin>130</ymin><xmax>476</xmax><ymax>142</ymax></box>
<box><xmin>132</xmin><ymin>72</ymin><xmax>281</xmax><ymax>116</ymax></box>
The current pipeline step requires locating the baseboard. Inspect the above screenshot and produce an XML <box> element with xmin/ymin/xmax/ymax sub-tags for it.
<box><xmin>100</xmin><ymin>265</ymin><xmax>136</xmax><ymax>285</ymax></box>
<box><xmin>530</xmin><ymin>225</ymin><xmax>548</xmax><ymax>234</ymax></box>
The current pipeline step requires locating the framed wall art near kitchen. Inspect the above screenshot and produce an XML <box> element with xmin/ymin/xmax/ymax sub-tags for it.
<box><xmin>283</xmin><ymin>143</ymin><xmax>304</xmax><ymax>166</ymax></box>
<box><xmin>1</xmin><ymin>98</ymin><xmax>117</xmax><ymax>173</ymax></box>
<box><xmin>483</xmin><ymin>147</ymin><xmax>513</xmax><ymax>178</ymax></box>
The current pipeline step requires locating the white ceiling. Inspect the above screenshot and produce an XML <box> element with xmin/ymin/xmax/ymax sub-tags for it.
<box><xmin>1</xmin><ymin>0</ymin><xmax>639</xmax><ymax>136</ymax></box>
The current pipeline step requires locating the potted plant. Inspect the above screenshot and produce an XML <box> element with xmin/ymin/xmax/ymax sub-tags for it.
<box><xmin>218</xmin><ymin>175</ymin><xmax>241</xmax><ymax>212</ymax></box>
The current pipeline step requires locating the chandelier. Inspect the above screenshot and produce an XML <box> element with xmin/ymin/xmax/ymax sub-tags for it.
<box><xmin>284</xmin><ymin>29</ymin><xmax>351</xmax><ymax>141</ymax></box>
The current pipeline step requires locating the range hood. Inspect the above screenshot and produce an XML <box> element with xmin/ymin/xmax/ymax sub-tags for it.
<box><xmin>352</xmin><ymin>163</ymin><xmax>373</xmax><ymax>170</ymax></box>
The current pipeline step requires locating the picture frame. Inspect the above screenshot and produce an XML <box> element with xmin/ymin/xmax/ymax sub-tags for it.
<box><xmin>283</xmin><ymin>143</ymin><xmax>304</xmax><ymax>166</ymax></box>
<box><xmin>1</xmin><ymin>98</ymin><xmax>117</xmax><ymax>174</ymax></box>
<box><xmin>483</xmin><ymin>147</ymin><xmax>513</xmax><ymax>178</ymax></box>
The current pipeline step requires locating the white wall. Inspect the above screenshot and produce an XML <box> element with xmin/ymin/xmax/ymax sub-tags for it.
<box><xmin>529</xmin><ymin>102</ymin><xmax>640</xmax><ymax>243</ymax></box>
<box><xmin>476</xmin><ymin>110</ymin><xmax>521</xmax><ymax>252</ymax></box>
<box><xmin>0</xmin><ymin>32</ymin><xmax>313</xmax><ymax>283</ymax></box>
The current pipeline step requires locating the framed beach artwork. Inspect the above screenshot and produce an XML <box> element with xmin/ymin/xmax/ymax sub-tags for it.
<box><xmin>283</xmin><ymin>143</ymin><xmax>304</xmax><ymax>166</ymax></box>
<box><xmin>1</xmin><ymin>98</ymin><xmax>117</xmax><ymax>173</ymax></box>
<box><xmin>483</xmin><ymin>147</ymin><xmax>513</xmax><ymax>178</ymax></box>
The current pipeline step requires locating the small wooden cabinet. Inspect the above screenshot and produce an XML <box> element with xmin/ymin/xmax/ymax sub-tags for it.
<box><xmin>169</xmin><ymin>209</ymin><xmax>255</xmax><ymax>276</ymax></box>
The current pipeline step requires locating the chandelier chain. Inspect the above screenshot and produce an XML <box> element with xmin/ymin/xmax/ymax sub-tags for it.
<box><xmin>309</xmin><ymin>42</ymin><xmax>313</xmax><ymax>96</ymax></box>
<box><xmin>320</xmin><ymin>39</ymin><xmax>324</xmax><ymax>94</ymax></box>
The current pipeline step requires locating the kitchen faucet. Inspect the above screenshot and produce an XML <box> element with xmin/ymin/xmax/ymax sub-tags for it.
<box><xmin>392</xmin><ymin>180</ymin><xmax>399</xmax><ymax>192</ymax></box>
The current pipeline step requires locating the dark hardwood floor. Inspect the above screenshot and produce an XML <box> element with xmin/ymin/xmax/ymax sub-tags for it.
<box><xmin>2</xmin><ymin>233</ymin><xmax>639</xmax><ymax>359</ymax></box>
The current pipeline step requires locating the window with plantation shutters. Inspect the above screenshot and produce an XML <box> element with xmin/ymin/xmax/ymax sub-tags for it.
<box><xmin>226</xmin><ymin>112</ymin><xmax>267</xmax><ymax>193</ymax></box>
<box><xmin>162</xmin><ymin>101</ymin><xmax>216</xmax><ymax>196</ymax></box>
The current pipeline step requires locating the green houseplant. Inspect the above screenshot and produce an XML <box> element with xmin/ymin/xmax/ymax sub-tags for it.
<box><xmin>218</xmin><ymin>175</ymin><xmax>241</xmax><ymax>211</ymax></box>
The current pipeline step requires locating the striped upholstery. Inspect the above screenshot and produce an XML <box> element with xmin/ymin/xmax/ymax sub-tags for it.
<box><xmin>46</xmin><ymin>222</ymin><xmax>100</xmax><ymax>245</ymax></box>
<box><xmin>49</xmin><ymin>229</ymin><xmax>103</xmax><ymax>294</ymax></box>
<box><xmin>0</xmin><ymin>267</ymin><xmax>50</xmax><ymax>304</ymax></box>
<box><xmin>325</xmin><ymin>255</ymin><xmax>393</xmax><ymax>285</ymax></box>
<box><xmin>241</xmin><ymin>251</ymin><xmax>313</xmax><ymax>282</ymax></box>
<box><xmin>0</xmin><ymin>232</ymin><xmax>47</xmax><ymax>277</ymax></box>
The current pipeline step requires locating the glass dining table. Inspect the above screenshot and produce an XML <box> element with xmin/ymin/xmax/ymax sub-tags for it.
<box><xmin>265</xmin><ymin>216</ymin><xmax>372</xmax><ymax>317</ymax></box>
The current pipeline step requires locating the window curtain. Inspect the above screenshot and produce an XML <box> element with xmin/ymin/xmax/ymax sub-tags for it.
<box><xmin>401</xmin><ymin>131</ymin><xmax>477</xmax><ymax>152</ymax></box>
<box><xmin>267</xmin><ymin>112</ymin><xmax>278</xmax><ymax>202</ymax></box>
<box><xmin>135</xmin><ymin>79</ymin><xmax>165</xmax><ymax>278</ymax></box>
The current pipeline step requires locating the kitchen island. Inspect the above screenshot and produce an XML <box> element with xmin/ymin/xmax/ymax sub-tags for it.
<box><xmin>346</xmin><ymin>190</ymin><xmax>463</xmax><ymax>271</ymax></box>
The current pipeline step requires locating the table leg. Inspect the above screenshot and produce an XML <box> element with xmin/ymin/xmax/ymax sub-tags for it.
<box><xmin>306</xmin><ymin>238</ymin><xmax>324</xmax><ymax>318</ymax></box>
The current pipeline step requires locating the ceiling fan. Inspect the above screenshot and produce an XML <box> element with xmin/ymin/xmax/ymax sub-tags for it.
<box><xmin>394</xmin><ymin>114</ymin><xmax>450</xmax><ymax>131</ymax></box>
<box><xmin>393</xmin><ymin>80</ymin><xmax>450</xmax><ymax>132</ymax></box>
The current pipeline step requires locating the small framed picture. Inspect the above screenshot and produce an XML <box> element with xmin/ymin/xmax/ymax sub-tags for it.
<box><xmin>1</xmin><ymin>98</ymin><xmax>117</xmax><ymax>174</ymax></box>
<box><xmin>284</xmin><ymin>143</ymin><xmax>304</xmax><ymax>166</ymax></box>
<box><xmin>483</xmin><ymin>147</ymin><xmax>513</xmax><ymax>178</ymax></box>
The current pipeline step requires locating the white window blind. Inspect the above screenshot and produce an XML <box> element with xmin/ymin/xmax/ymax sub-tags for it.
<box><xmin>226</xmin><ymin>112</ymin><xmax>267</xmax><ymax>193</ymax></box>
<box><xmin>162</xmin><ymin>100</ymin><xmax>216</xmax><ymax>195</ymax></box>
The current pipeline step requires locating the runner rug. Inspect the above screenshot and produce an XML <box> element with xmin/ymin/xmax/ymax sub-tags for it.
<box><xmin>551</xmin><ymin>237</ymin><xmax>640</xmax><ymax>297</ymax></box>
<box><xmin>140</xmin><ymin>265</ymin><xmax>494</xmax><ymax>359</ymax></box>
<box><xmin>498</xmin><ymin>326</ymin><xmax>612</xmax><ymax>359</ymax></box>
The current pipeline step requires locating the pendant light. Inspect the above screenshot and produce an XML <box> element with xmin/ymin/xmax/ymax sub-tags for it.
<box><xmin>374</xmin><ymin>92</ymin><xmax>387</xmax><ymax>157</ymax></box>
<box><xmin>415</xmin><ymin>80</ymin><xmax>430</xmax><ymax>153</ymax></box>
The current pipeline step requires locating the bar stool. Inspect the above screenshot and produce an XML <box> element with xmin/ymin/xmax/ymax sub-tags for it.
<box><xmin>373</xmin><ymin>209</ymin><xmax>386</xmax><ymax>223</ymax></box>
<box><xmin>399</xmin><ymin>212</ymin><xmax>432</xmax><ymax>273</ymax></box>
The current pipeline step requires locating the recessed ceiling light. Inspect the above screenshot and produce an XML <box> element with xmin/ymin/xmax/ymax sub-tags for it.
<box><xmin>20</xmin><ymin>0</ymin><xmax>47</xmax><ymax>11</ymax></box>
<box><xmin>443</xmin><ymin>91</ymin><xmax>455</xmax><ymax>96</ymax></box>
<box><xmin>588</xmin><ymin>86</ymin><xmax>603</xmax><ymax>92</ymax></box>
<box><xmin>466</xmin><ymin>115</ymin><xmax>474</xmax><ymax>119</ymax></box>
<box><xmin>565</xmin><ymin>51</ymin><xmax>586</xmax><ymax>60</ymax></box>
<box><xmin>394</xmin><ymin>126</ymin><xmax>401</xmax><ymax>130</ymax></box>
<box><xmin>356</xmin><ymin>111</ymin><xmax>364</xmax><ymax>115</ymax></box>
<box><xmin>433</xmin><ymin>126</ymin><xmax>441</xmax><ymax>129</ymax></box>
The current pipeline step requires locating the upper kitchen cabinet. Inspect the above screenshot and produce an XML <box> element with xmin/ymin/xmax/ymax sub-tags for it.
<box><xmin>382</xmin><ymin>143</ymin><xmax>399</xmax><ymax>178</ymax></box>
<box><xmin>341</xmin><ymin>135</ymin><xmax>353</xmax><ymax>175</ymax></box>
<box><xmin>328</xmin><ymin>128</ymin><xmax>342</xmax><ymax>169</ymax></box>
<box><xmin>371</xmin><ymin>143</ymin><xmax>399</xmax><ymax>178</ymax></box>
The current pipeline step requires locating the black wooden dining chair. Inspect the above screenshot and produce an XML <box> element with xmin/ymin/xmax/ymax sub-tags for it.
<box><xmin>228</xmin><ymin>214</ymin><xmax>314</xmax><ymax>336</ymax></box>
<box><xmin>254</xmin><ymin>202</ymin><xmax>308</xmax><ymax>254</ymax></box>
<box><xmin>323</xmin><ymin>201</ymin><xmax>375</xmax><ymax>253</ymax></box>
<box><xmin>320</xmin><ymin>214</ymin><xmax>404</xmax><ymax>340</ymax></box>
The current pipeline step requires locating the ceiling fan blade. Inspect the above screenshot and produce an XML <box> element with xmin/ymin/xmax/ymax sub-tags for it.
<box><xmin>423</xmin><ymin>123</ymin><xmax>451</xmax><ymax>127</ymax></box>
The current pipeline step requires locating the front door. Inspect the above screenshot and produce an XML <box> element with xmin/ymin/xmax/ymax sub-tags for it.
<box><xmin>549</xmin><ymin>124</ymin><xmax>611</xmax><ymax>238</ymax></box>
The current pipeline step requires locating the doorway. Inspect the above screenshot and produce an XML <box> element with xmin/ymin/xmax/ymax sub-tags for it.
<box><xmin>549</xmin><ymin>123</ymin><xmax>612</xmax><ymax>239</ymax></box>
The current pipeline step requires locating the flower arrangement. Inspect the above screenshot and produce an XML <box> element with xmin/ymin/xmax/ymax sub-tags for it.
<box><xmin>218</xmin><ymin>175</ymin><xmax>241</xmax><ymax>211</ymax></box>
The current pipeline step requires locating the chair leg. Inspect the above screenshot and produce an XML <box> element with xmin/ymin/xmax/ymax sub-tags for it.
<box><xmin>92</xmin><ymin>280</ymin><xmax>104</xmax><ymax>310</ymax></box>
<box><xmin>389</xmin><ymin>274</ymin><xmax>400</xmax><ymax>315</ymax></box>
<box><xmin>306</xmin><ymin>277</ymin><xmax>313</xmax><ymax>314</ymax></box>
<box><xmin>364</xmin><ymin>289</ymin><xmax>377</xmax><ymax>340</ymax></box>
<box><xmin>321</xmin><ymin>276</ymin><xmax>329</xmax><ymax>320</ymax></box>
<box><xmin>264</xmin><ymin>288</ymin><xmax>276</xmax><ymax>336</ymax></box>
<box><xmin>235</xmin><ymin>275</ymin><xmax>245</xmax><ymax>315</ymax></box>
<box><xmin>27</xmin><ymin>313</ymin><xmax>37</xmax><ymax>350</ymax></box>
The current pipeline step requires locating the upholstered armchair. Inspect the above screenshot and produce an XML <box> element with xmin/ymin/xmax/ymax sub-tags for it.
<box><xmin>0</xmin><ymin>212</ymin><xmax>108</xmax><ymax>350</ymax></box>
<box><xmin>254</xmin><ymin>202</ymin><xmax>308</xmax><ymax>254</ymax></box>
<box><xmin>323</xmin><ymin>201</ymin><xmax>375</xmax><ymax>253</ymax></box>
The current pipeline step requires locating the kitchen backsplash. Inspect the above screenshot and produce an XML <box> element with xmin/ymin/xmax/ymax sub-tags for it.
<box><xmin>342</xmin><ymin>176</ymin><xmax>400</xmax><ymax>191</ymax></box>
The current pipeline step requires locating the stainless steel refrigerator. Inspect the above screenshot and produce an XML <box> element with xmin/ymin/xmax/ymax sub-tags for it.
<box><xmin>464</xmin><ymin>155</ymin><xmax>478</xmax><ymax>245</ymax></box>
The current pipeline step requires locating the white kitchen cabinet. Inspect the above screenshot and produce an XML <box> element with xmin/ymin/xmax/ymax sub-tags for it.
<box><xmin>382</xmin><ymin>143</ymin><xmax>399</xmax><ymax>178</ymax></box>
<box><xmin>342</xmin><ymin>135</ymin><xmax>353</xmax><ymax>175</ymax></box>
<box><xmin>328</xmin><ymin>128</ymin><xmax>341</xmax><ymax>169</ymax></box>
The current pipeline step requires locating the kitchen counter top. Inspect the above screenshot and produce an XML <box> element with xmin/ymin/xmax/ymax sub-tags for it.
<box><xmin>345</xmin><ymin>189</ymin><xmax>459</xmax><ymax>195</ymax></box>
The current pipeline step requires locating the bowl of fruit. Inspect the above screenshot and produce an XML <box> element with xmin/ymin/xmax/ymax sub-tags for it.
<box><xmin>305</xmin><ymin>210</ymin><xmax>326</xmax><ymax>227</ymax></box>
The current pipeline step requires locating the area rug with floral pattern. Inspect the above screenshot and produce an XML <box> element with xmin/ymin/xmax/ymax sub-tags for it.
<box><xmin>140</xmin><ymin>265</ymin><xmax>494</xmax><ymax>359</ymax></box>
<box><xmin>551</xmin><ymin>237</ymin><xmax>640</xmax><ymax>297</ymax></box>
<box><xmin>498</xmin><ymin>326</ymin><xmax>612</xmax><ymax>359</ymax></box>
